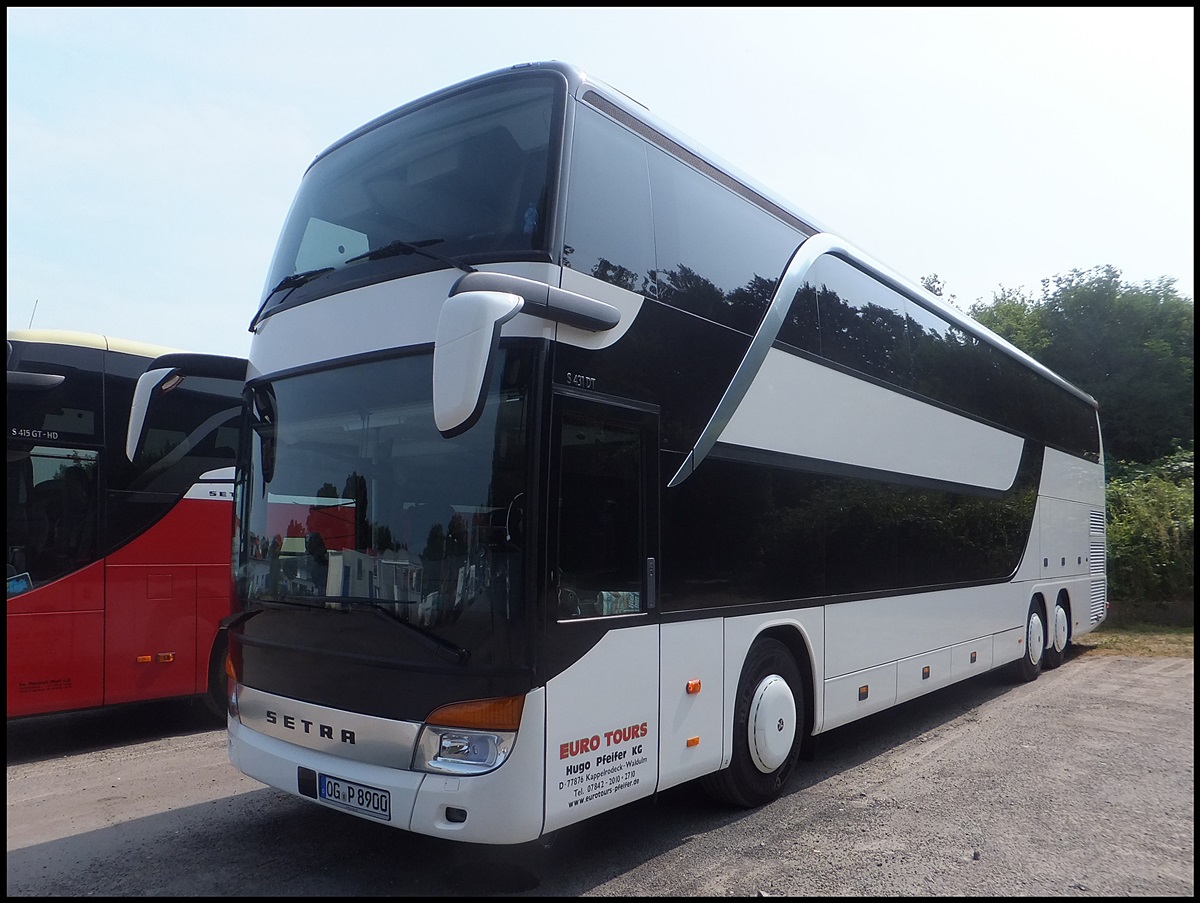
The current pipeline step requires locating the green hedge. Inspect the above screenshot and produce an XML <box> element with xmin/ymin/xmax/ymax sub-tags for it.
<box><xmin>1105</xmin><ymin>448</ymin><xmax>1194</xmax><ymax>626</ymax></box>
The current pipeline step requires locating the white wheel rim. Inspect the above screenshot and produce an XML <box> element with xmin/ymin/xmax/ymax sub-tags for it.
<box><xmin>1053</xmin><ymin>605</ymin><xmax>1069</xmax><ymax>653</ymax></box>
<box><xmin>749</xmin><ymin>674</ymin><xmax>796</xmax><ymax>773</ymax></box>
<box><xmin>1027</xmin><ymin>611</ymin><xmax>1045</xmax><ymax>664</ymax></box>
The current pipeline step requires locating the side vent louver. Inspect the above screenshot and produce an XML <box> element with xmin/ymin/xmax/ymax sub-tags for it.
<box><xmin>1089</xmin><ymin>507</ymin><xmax>1107</xmax><ymax>623</ymax></box>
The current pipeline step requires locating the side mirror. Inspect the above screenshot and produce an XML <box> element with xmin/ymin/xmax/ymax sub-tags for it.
<box><xmin>127</xmin><ymin>367</ymin><xmax>180</xmax><ymax>462</ymax></box>
<box><xmin>126</xmin><ymin>353</ymin><xmax>247</xmax><ymax>462</ymax></box>
<box><xmin>432</xmin><ymin>290</ymin><xmax>523</xmax><ymax>437</ymax></box>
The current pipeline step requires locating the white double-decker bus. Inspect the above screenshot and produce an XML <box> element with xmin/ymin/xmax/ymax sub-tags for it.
<box><xmin>144</xmin><ymin>61</ymin><xmax>1107</xmax><ymax>844</ymax></box>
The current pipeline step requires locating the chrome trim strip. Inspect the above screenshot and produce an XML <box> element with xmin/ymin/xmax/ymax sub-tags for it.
<box><xmin>237</xmin><ymin>685</ymin><xmax>421</xmax><ymax>769</ymax></box>
<box><xmin>669</xmin><ymin>233</ymin><xmax>842</xmax><ymax>487</ymax></box>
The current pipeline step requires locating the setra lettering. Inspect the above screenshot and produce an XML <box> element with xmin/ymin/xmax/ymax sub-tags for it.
<box><xmin>264</xmin><ymin>709</ymin><xmax>355</xmax><ymax>744</ymax></box>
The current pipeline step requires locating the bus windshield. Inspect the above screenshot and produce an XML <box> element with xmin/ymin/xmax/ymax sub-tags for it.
<box><xmin>236</xmin><ymin>347</ymin><xmax>532</xmax><ymax>647</ymax></box>
<box><xmin>257</xmin><ymin>73</ymin><xmax>562</xmax><ymax>319</ymax></box>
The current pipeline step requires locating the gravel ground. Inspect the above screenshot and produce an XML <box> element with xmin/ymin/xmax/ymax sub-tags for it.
<box><xmin>7</xmin><ymin>649</ymin><xmax>1194</xmax><ymax>896</ymax></box>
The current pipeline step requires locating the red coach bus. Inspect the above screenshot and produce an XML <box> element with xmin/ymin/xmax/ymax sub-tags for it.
<box><xmin>7</xmin><ymin>329</ymin><xmax>242</xmax><ymax>718</ymax></box>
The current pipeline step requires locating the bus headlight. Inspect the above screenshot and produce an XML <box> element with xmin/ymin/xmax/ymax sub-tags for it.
<box><xmin>413</xmin><ymin>726</ymin><xmax>515</xmax><ymax>775</ymax></box>
<box><xmin>411</xmin><ymin>695</ymin><xmax>524</xmax><ymax>776</ymax></box>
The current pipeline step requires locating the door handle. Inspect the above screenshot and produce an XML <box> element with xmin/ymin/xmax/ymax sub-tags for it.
<box><xmin>645</xmin><ymin>558</ymin><xmax>656</xmax><ymax>610</ymax></box>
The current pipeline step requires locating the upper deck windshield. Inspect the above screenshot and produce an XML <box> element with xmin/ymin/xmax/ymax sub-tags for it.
<box><xmin>236</xmin><ymin>348</ymin><xmax>532</xmax><ymax>652</ymax></box>
<box><xmin>257</xmin><ymin>72</ymin><xmax>564</xmax><ymax>320</ymax></box>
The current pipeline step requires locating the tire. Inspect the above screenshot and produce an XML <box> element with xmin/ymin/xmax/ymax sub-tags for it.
<box><xmin>203</xmin><ymin>630</ymin><xmax>229</xmax><ymax>721</ymax></box>
<box><xmin>1043</xmin><ymin>595</ymin><xmax>1070</xmax><ymax>670</ymax></box>
<box><xmin>702</xmin><ymin>637</ymin><xmax>804</xmax><ymax>808</ymax></box>
<box><xmin>1011</xmin><ymin>597</ymin><xmax>1045</xmax><ymax>683</ymax></box>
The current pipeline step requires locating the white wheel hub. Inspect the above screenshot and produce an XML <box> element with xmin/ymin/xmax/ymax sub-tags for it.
<box><xmin>1053</xmin><ymin>605</ymin><xmax>1069</xmax><ymax>653</ymax></box>
<box><xmin>1027</xmin><ymin>610</ymin><xmax>1045</xmax><ymax>664</ymax></box>
<box><xmin>748</xmin><ymin>674</ymin><xmax>796</xmax><ymax>773</ymax></box>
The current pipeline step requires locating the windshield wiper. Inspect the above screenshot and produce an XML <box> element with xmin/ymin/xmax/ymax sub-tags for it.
<box><xmin>267</xmin><ymin>266</ymin><xmax>337</xmax><ymax>296</ymax></box>
<box><xmin>250</xmin><ymin>266</ymin><xmax>337</xmax><ymax>330</ymax></box>
<box><xmin>345</xmin><ymin>238</ymin><xmax>476</xmax><ymax>274</ymax></box>
<box><xmin>255</xmin><ymin>593</ymin><xmax>470</xmax><ymax>664</ymax></box>
<box><xmin>322</xmin><ymin>597</ymin><xmax>470</xmax><ymax>665</ymax></box>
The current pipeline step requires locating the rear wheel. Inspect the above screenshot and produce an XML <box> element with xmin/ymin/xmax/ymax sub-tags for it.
<box><xmin>1041</xmin><ymin>593</ymin><xmax>1070</xmax><ymax>672</ymax></box>
<box><xmin>1011</xmin><ymin>598</ymin><xmax>1045</xmax><ymax>683</ymax></box>
<box><xmin>1043</xmin><ymin>595</ymin><xmax>1070</xmax><ymax>670</ymax></box>
<box><xmin>702</xmin><ymin>637</ymin><xmax>803</xmax><ymax>808</ymax></box>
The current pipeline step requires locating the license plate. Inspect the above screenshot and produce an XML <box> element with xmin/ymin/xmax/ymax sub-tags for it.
<box><xmin>318</xmin><ymin>773</ymin><xmax>391</xmax><ymax>821</ymax></box>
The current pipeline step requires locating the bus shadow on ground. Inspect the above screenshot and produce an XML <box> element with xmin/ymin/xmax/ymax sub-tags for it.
<box><xmin>6</xmin><ymin>697</ymin><xmax>223</xmax><ymax>766</ymax></box>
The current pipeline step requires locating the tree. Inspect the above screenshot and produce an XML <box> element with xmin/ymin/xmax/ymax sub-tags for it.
<box><xmin>970</xmin><ymin>266</ymin><xmax>1193</xmax><ymax>465</ymax></box>
<box><xmin>919</xmin><ymin>273</ymin><xmax>958</xmax><ymax>308</ymax></box>
<box><xmin>969</xmin><ymin>286</ymin><xmax>1050</xmax><ymax>359</ymax></box>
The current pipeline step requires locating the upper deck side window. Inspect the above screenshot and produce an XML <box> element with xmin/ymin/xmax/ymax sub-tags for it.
<box><xmin>563</xmin><ymin>103</ymin><xmax>801</xmax><ymax>335</ymax></box>
<box><xmin>560</xmin><ymin>104</ymin><xmax>655</xmax><ymax>296</ymax></box>
<box><xmin>777</xmin><ymin>254</ymin><xmax>1099</xmax><ymax>460</ymax></box>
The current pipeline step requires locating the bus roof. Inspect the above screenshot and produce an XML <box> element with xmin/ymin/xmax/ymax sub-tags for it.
<box><xmin>7</xmin><ymin>328</ymin><xmax>184</xmax><ymax>361</ymax></box>
<box><xmin>306</xmin><ymin>61</ymin><xmax>1100</xmax><ymax>411</ymax></box>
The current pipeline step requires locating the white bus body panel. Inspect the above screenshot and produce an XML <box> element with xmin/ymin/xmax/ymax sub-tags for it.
<box><xmin>824</xmin><ymin>662</ymin><xmax>898</xmax><ymax>729</ymax></box>
<box><xmin>822</xmin><ymin>583</ymin><xmax>1026</xmax><ymax>682</ymax></box>
<box><xmin>895</xmin><ymin>645</ymin><xmax>954</xmax><ymax>704</ymax></box>
<box><xmin>247</xmin><ymin>262</ymin><xmax>641</xmax><ymax>382</ymax></box>
<box><xmin>951</xmin><ymin>635</ymin><xmax>994</xmax><ymax>677</ymax></box>
<box><xmin>543</xmin><ymin>625</ymin><xmax>659</xmax><ymax>834</ymax></box>
<box><xmin>183</xmin><ymin>466</ymin><xmax>235</xmax><ymax>500</ymax></box>
<box><xmin>720</xmin><ymin>349</ymin><xmax>1025</xmax><ymax>492</ymax></box>
<box><xmin>658</xmin><ymin>619</ymin><xmax>726</xmax><ymax>791</ymax></box>
<box><xmin>1039</xmin><ymin>496</ymin><xmax>1090</xmax><ymax>578</ymax></box>
<box><xmin>1040</xmin><ymin>446</ymin><xmax>1104</xmax><ymax>501</ymax></box>
<box><xmin>247</xmin><ymin>262</ymin><xmax>561</xmax><ymax>379</ymax></box>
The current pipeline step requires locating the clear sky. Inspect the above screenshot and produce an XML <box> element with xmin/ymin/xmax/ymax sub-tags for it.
<box><xmin>7</xmin><ymin>7</ymin><xmax>1195</xmax><ymax>359</ymax></box>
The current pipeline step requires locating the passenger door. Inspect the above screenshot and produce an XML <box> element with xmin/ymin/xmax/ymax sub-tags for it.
<box><xmin>541</xmin><ymin>390</ymin><xmax>660</xmax><ymax>833</ymax></box>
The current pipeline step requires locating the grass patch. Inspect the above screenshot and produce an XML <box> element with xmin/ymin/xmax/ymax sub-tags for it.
<box><xmin>1074</xmin><ymin>623</ymin><xmax>1194</xmax><ymax>657</ymax></box>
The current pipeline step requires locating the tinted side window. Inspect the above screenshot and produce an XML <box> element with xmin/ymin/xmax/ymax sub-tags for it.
<box><xmin>661</xmin><ymin>443</ymin><xmax>1040</xmax><ymax>608</ymax></box>
<box><xmin>6</xmin><ymin>342</ymin><xmax>104</xmax><ymax>444</ymax></box>
<box><xmin>8</xmin><ymin>446</ymin><xmax>99</xmax><ymax>590</ymax></box>
<box><xmin>905</xmin><ymin>301</ymin><xmax>977</xmax><ymax>415</ymax></box>
<box><xmin>1042</xmin><ymin>383</ymin><xmax>1100</xmax><ymax>461</ymax></box>
<box><xmin>555</xmin><ymin>414</ymin><xmax>644</xmax><ymax>619</ymax></box>
<box><xmin>808</xmin><ymin>255</ymin><xmax>910</xmax><ymax>386</ymax></box>
<box><xmin>648</xmin><ymin>146</ymin><xmax>797</xmax><ymax>334</ymax></box>
<box><xmin>974</xmin><ymin>341</ymin><xmax>1044</xmax><ymax>439</ymax></box>
<box><xmin>777</xmin><ymin>283</ymin><xmax>821</xmax><ymax>355</ymax></box>
<box><xmin>562</xmin><ymin>105</ymin><xmax>655</xmax><ymax>295</ymax></box>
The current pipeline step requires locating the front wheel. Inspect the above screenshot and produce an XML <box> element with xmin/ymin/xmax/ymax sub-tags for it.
<box><xmin>701</xmin><ymin>637</ymin><xmax>804</xmax><ymax>808</ymax></box>
<box><xmin>1011</xmin><ymin>598</ymin><xmax>1045</xmax><ymax>683</ymax></box>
